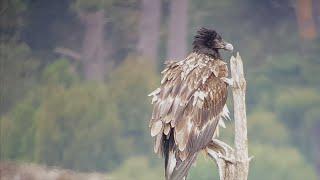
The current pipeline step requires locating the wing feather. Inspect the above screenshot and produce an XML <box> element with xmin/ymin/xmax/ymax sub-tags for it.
<box><xmin>149</xmin><ymin>53</ymin><xmax>229</xmax><ymax>178</ymax></box>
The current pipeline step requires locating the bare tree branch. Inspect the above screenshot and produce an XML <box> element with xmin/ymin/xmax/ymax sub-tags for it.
<box><xmin>54</xmin><ymin>47</ymin><xmax>82</xmax><ymax>61</ymax></box>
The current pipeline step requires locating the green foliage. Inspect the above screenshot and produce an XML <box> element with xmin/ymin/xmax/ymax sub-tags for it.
<box><xmin>249</xmin><ymin>144</ymin><xmax>317</xmax><ymax>180</ymax></box>
<box><xmin>262</xmin><ymin>54</ymin><xmax>302</xmax><ymax>85</ymax></box>
<box><xmin>189</xmin><ymin>154</ymin><xmax>219</xmax><ymax>180</ymax></box>
<box><xmin>109</xmin><ymin>56</ymin><xmax>158</xmax><ymax>156</ymax></box>
<box><xmin>111</xmin><ymin>156</ymin><xmax>162</xmax><ymax>180</ymax></box>
<box><xmin>0</xmin><ymin>97</ymin><xmax>37</xmax><ymax>161</ymax></box>
<box><xmin>247</xmin><ymin>110</ymin><xmax>289</xmax><ymax>146</ymax></box>
<box><xmin>274</xmin><ymin>88</ymin><xmax>320</xmax><ymax>160</ymax></box>
<box><xmin>275</xmin><ymin>88</ymin><xmax>320</xmax><ymax>129</ymax></box>
<box><xmin>0</xmin><ymin>0</ymin><xmax>27</xmax><ymax>31</ymax></box>
<box><xmin>1</xmin><ymin>56</ymin><xmax>159</xmax><ymax>171</ymax></box>
<box><xmin>72</xmin><ymin>0</ymin><xmax>115</xmax><ymax>12</ymax></box>
<box><xmin>42</xmin><ymin>58</ymin><xmax>79</xmax><ymax>86</ymax></box>
<box><xmin>0</xmin><ymin>41</ymin><xmax>38</xmax><ymax>114</ymax></box>
<box><xmin>33</xmin><ymin>83</ymin><xmax>125</xmax><ymax>171</ymax></box>
<box><xmin>1</xmin><ymin>81</ymin><xmax>127</xmax><ymax>171</ymax></box>
<box><xmin>1</xmin><ymin>0</ymin><xmax>320</xmax><ymax>177</ymax></box>
<box><xmin>304</xmin><ymin>108</ymin><xmax>320</xmax><ymax>131</ymax></box>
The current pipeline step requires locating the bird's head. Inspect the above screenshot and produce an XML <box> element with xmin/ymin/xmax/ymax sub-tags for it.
<box><xmin>192</xmin><ymin>28</ymin><xmax>233</xmax><ymax>59</ymax></box>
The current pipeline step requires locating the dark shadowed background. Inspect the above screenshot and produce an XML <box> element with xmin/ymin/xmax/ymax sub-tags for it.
<box><xmin>0</xmin><ymin>0</ymin><xmax>320</xmax><ymax>179</ymax></box>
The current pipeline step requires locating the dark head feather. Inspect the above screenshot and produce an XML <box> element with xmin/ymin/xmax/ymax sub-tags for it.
<box><xmin>192</xmin><ymin>28</ymin><xmax>227</xmax><ymax>59</ymax></box>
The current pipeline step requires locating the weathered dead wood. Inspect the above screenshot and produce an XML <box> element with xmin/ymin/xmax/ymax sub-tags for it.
<box><xmin>208</xmin><ymin>52</ymin><xmax>250</xmax><ymax>180</ymax></box>
<box><xmin>230</xmin><ymin>52</ymin><xmax>250</xmax><ymax>180</ymax></box>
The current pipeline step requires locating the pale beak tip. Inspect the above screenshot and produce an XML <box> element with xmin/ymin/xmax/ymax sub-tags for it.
<box><xmin>225</xmin><ymin>43</ymin><xmax>234</xmax><ymax>52</ymax></box>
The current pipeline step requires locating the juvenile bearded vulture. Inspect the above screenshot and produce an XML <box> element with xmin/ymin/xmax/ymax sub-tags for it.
<box><xmin>148</xmin><ymin>28</ymin><xmax>234</xmax><ymax>180</ymax></box>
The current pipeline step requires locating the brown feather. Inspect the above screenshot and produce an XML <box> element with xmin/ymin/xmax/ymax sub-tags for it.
<box><xmin>149</xmin><ymin>52</ymin><xmax>229</xmax><ymax>178</ymax></box>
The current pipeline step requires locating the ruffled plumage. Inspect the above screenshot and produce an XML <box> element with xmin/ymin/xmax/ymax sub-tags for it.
<box><xmin>149</xmin><ymin>52</ymin><xmax>230</xmax><ymax>180</ymax></box>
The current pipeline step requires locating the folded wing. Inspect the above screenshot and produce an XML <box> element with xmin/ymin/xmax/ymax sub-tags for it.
<box><xmin>149</xmin><ymin>53</ymin><xmax>229</xmax><ymax>179</ymax></box>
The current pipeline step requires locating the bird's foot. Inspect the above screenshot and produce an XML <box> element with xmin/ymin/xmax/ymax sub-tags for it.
<box><xmin>221</xmin><ymin>77</ymin><xmax>234</xmax><ymax>87</ymax></box>
<box><xmin>206</xmin><ymin>139</ymin><xmax>235</xmax><ymax>163</ymax></box>
<box><xmin>206</xmin><ymin>147</ymin><xmax>235</xmax><ymax>180</ymax></box>
<box><xmin>211</xmin><ymin>139</ymin><xmax>234</xmax><ymax>155</ymax></box>
<box><xmin>216</xmin><ymin>153</ymin><xmax>235</xmax><ymax>164</ymax></box>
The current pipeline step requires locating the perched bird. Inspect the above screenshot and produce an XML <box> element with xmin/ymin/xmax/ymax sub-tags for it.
<box><xmin>148</xmin><ymin>28</ymin><xmax>234</xmax><ymax>180</ymax></box>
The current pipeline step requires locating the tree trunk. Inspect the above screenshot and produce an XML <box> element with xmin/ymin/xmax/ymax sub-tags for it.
<box><xmin>314</xmin><ymin>122</ymin><xmax>320</xmax><ymax>180</ymax></box>
<box><xmin>230</xmin><ymin>53</ymin><xmax>249</xmax><ymax>180</ymax></box>
<box><xmin>167</xmin><ymin>0</ymin><xmax>188</xmax><ymax>60</ymax></box>
<box><xmin>80</xmin><ymin>10</ymin><xmax>110</xmax><ymax>81</ymax></box>
<box><xmin>137</xmin><ymin>0</ymin><xmax>161</xmax><ymax>62</ymax></box>
<box><xmin>208</xmin><ymin>53</ymin><xmax>250</xmax><ymax>180</ymax></box>
<box><xmin>295</xmin><ymin>0</ymin><xmax>317</xmax><ymax>40</ymax></box>
<box><xmin>314</xmin><ymin>0</ymin><xmax>320</xmax><ymax>33</ymax></box>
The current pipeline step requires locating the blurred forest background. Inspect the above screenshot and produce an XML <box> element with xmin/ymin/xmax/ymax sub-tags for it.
<box><xmin>0</xmin><ymin>0</ymin><xmax>320</xmax><ymax>179</ymax></box>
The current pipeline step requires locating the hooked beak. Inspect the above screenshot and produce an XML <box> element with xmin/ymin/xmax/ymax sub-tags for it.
<box><xmin>222</xmin><ymin>41</ymin><xmax>234</xmax><ymax>52</ymax></box>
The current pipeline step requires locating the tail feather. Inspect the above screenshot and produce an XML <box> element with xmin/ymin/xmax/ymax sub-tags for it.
<box><xmin>169</xmin><ymin>153</ymin><xmax>198</xmax><ymax>180</ymax></box>
<box><xmin>163</xmin><ymin>131</ymin><xmax>198</xmax><ymax>180</ymax></box>
<box><xmin>164</xmin><ymin>131</ymin><xmax>175</xmax><ymax>179</ymax></box>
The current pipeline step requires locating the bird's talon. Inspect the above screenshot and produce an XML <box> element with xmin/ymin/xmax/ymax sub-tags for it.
<box><xmin>218</xmin><ymin>154</ymin><xmax>235</xmax><ymax>164</ymax></box>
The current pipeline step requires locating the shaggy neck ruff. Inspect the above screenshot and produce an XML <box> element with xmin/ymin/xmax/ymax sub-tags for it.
<box><xmin>192</xmin><ymin>45</ymin><xmax>220</xmax><ymax>59</ymax></box>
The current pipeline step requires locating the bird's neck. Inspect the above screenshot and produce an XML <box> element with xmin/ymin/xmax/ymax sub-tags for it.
<box><xmin>192</xmin><ymin>47</ymin><xmax>220</xmax><ymax>59</ymax></box>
